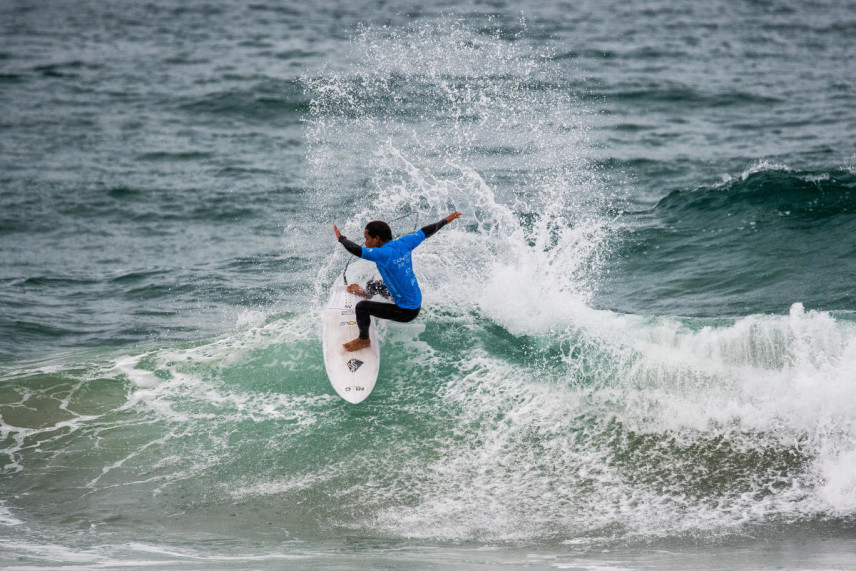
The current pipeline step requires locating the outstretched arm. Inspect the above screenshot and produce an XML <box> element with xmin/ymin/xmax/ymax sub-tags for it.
<box><xmin>421</xmin><ymin>211</ymin><xmax>462</xmax><ymax>239</ymax></box>
<box><xmin>333</xmin><ymin>224</ymin><xmax>362</xmax><ymax>257</ymax></box>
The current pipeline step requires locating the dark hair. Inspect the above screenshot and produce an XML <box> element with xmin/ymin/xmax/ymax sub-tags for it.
<box><xmin>365</xmin><ymin>220</ymin><xmax>392</xmax><ymax>243</ymax></box>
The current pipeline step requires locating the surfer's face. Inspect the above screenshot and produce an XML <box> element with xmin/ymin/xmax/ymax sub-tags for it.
<box><xmin>364</xmin><ymin>228</ymin><xmax>384</xmax><ymax>248</ymax></box>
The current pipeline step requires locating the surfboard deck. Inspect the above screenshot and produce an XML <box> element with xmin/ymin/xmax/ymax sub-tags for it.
<box><xmin>322</xmin><ymin>284</ymin><xmax>380</xmax><ymax>404</ymax></box>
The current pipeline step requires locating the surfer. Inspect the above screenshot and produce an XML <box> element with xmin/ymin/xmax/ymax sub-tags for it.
<box><xmin>333</xmin><ymin>211</ymin><xmax>462</xmax><ymax>351</ymax></box>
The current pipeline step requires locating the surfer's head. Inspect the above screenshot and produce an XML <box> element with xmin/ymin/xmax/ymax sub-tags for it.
<box><xmin>364</xmin><ymin>220</ymin><xmax>392</xmax><ymax>247</ymax></box>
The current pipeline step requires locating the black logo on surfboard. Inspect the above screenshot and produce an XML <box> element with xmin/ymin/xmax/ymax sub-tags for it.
<box><xmin>346</xmin><ymin>358</ymin><xmax>364</xmax><ymax>373</ymax></box>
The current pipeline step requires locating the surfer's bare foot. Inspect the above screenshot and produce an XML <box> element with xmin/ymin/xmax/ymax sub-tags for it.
<box><xmin>343</xmin><ymin>337</ymin><xmax>370</xmax><ymax>352</ymax></box>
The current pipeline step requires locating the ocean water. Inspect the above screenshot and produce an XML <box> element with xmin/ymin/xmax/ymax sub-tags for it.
<box><xmin>2</xmin><ymin>0</ymin><xmax>856</xmax><ymax>568</ymax></box>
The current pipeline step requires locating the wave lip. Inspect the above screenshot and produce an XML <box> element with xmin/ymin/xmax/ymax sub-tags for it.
<box><xmin>600</xmin><ymin>166</ymin><xmax>856</xmax><ymax>316</ymax></box>
<box><xmin>657</xmin><ymin>167</ymin><xmax>856</xmax><ymax>219</ymax></box>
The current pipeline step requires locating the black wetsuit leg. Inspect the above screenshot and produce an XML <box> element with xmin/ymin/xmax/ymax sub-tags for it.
<box><xmin>355</xmin><ymin>301</ymin><xmax>420</xmax><ymax>339</ymax></box>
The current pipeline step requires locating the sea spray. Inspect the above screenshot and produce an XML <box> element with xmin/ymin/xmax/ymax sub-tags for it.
<box><xmin>303</xmin><ymin>20</ymin><xmax>615</xmax><ymax>309</ymax></box>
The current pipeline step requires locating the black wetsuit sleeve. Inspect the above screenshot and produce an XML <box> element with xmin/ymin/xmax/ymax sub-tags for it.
<box><xmin>365</xmin><ymin>279</ymin><xmax>391</xmax><ymax>299</ymax></box>
<box><xmin>338</xmin><ymin>235</ymin><xmax>362</xmax><ymax>257</ymax></box>
<box><xmin>420</xmin><ymin>218</ymin><xmax>448</xmax><ymax>239</ymax></box>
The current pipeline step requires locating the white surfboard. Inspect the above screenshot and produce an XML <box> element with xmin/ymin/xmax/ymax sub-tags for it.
<box><xmin>322</xmin><ymin>284</ymin><xmax>380</xmax><ymax>404</ymax></box>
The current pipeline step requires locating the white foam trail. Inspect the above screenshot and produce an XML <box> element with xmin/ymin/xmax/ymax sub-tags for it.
<box><xmin>102</xmin><ymin>312</ymin><xmax>333</xmax><ymax>459</ymax></box>
<box><xmin>0</xmin><ymin>363</ymin><xmax>105</xmax><ymax>474</ymax></box>
<box><xmin>0</xmin><ymin>503</ymin><xmax>22</xmax><ymax>527</ymax></box>
<box><xmin>0</xmin><ymin>539</ymin><xmax>311</xmax><ymax>568</ymax></box>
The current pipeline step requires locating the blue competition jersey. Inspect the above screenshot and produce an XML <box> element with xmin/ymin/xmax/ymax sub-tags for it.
<box><xmin>360</xmin><ymin>230</ymin><xmax>426</xmax><ymax>309</ymax></box>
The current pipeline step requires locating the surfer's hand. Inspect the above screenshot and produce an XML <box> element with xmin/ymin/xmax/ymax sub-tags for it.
<box><xmin>445</xmin><ymin>211</ymin><xmax>462</xmax><ymax>224</ymax></box>
<box><xmin>333</xmin><ymin>224</ymin><xmax>342</xmax><ymax>240</ymax></box>
<box><xmin>347</xmin><ymin>284</ymin><xmax>366</xmax><ymax>297</ymax></box>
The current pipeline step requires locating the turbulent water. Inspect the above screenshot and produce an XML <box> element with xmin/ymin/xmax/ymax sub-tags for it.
<box><xmin>2</xmin><ymin>0</ymin><xmax>855</xmax><ymax>568</ymax></box>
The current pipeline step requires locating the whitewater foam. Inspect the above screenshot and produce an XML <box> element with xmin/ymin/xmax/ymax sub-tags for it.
<box><xmin>356</xmin><ymin>294</ymin><xmax>856</xmax><ymax>541</ymax></box>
